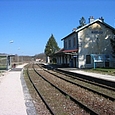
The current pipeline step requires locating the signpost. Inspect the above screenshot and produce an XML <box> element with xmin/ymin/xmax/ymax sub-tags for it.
<box><xmin>91</xmin><ymin>54</ymin><xmax>110</xmax><ymax>69</ymax></box>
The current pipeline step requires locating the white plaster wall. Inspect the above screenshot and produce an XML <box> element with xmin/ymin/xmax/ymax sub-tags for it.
<box><xmin>47</xmin><ymin>56</ymin><xmax>50</xmax><ymax>63</ymax></box>
<box><xmin>78</xmin><ymin>22</ymin><xmax>115</xmax><ymax>68</ymax></box>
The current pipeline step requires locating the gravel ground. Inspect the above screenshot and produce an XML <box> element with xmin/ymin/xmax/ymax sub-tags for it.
<box><xmin>0</xmin><ymin>64</ymin><xmax>36</xmax><ymax>115</ymax></box>
<box><xmin>37</xmin><ymin>67</ymin><xmax>115</xmax><ymax>115</ymax></box>
<box><xmin>27</xmin><ymin>66</ymin><xmax>89</xmax><ymax>115</ymax></box>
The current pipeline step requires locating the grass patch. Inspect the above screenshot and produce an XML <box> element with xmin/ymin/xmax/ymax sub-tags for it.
<box><xmin>84</xmin><ymin>68</ymin><xmax>115</xmax><ymax>76</ymax></box>
<box><xmin>0</xmin><ymin>65</ymin><xmax>7</xmax><ymax>70</ymax></box>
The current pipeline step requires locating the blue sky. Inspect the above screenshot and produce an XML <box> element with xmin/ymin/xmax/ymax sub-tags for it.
<box><xmin>0</xmin><ymin>0</ymin><xmax>115</xmax><ymax>56</ymax></box>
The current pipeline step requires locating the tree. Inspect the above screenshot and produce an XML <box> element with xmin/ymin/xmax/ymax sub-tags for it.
<box><xmin>77</xmin><ymin>17</ymin><xmax>86</xmax><ymax>29</ymax></box>
<box><xmin>44</xmin><ymin>34</ymin><xmax>60</xmax><ymax>57</ymax></box>
<box><xmin>110</xmin><ymin>37</ymin><xmax>115</xmax><ymax>57</ymax></box>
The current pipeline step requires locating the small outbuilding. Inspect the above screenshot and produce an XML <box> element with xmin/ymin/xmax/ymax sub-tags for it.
<box><xmin>0</xmin><ymin>54</ymin><xmax>14</xmax><ymax>70</ymax></box>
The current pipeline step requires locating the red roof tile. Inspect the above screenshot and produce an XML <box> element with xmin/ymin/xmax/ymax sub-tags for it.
<box><xmin>62</xmin><ymin>49</ymin><xmax>78</xmax><ymax>53</ymax></box>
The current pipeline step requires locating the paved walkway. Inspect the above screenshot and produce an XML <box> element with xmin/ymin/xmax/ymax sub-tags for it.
<box><xmin>0</xmin><ymin>64</ymin><xmax>36</xmax><ymax>115</ymax></box>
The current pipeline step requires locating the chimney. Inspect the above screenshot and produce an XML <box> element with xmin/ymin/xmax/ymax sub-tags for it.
<box><xmin>72</xmin><ymin>28</ymin><xmax>77</xmax><ymax>32</ymax></box>
<box><xmin>99</xmin><ymin>17</ymin><xmax>104</xmax><ymax>22</ymax></box>
<box><xmin>89</xmin><ymin>16</ymin><xmax>95</xmax><ymax>23</ymax></box>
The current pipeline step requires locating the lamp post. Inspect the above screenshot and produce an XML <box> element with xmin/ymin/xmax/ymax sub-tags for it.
<box><xmin>21</xmin><ymin>51</ymin><xmax>23</xmax><ymax>64</ymax></box>
<box><xmin>18</xmin><ymin>47</ymin><xmax>20</xmax><ymax>65</ymax></box>
<box><xmin>9</xmin><ymin>40</ymin><xmax>14</xmax><ymax>69</ymax></box>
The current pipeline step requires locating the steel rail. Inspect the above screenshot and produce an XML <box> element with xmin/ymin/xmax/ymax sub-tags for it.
<box><xmin>55</xmin><ymin>69</ymin><xmax>115</xmax><ymax>91</ymax></box>
<box><xmin>51</xmin><ymin>69</ymin><xmax>115</xmax><ymax>101</ymax></box>
<box><xmin>56</xmin><ymin>68</ymin><xmax>115</xmax><ymax>88</ymax></box>
<box><xmin>37</xmin><ymin>64</ymin><xmax>115</xmax><ymax>101</ymax></box>
<box><xmin>33</xmin><ymin>64</ymin><xmax>98</xmax><ymax>115</ymax></box>
<box><xmin>38</xmin><ymin>63</ymin><xmax>115</xmax><ymax>90</ymax></box>
<box><xmin>26</xmin><ymin>65</ymin><xmax>56</xmax><ymax>115</ymax></box>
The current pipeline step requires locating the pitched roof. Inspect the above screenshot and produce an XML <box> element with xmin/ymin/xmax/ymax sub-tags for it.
<box><xmin>54</xmin><ymin>48</ymin><xmax>78</xmax><ymax>55</ymax></box>
<box><xmin>62</xmin><ymin>49</ymin><xmax>78</xmax><ymax>53</ymax></box>
<box><xmin>61</xmin><ymin>19</ymin><xmax>115</xmax><ymax>40</ymax></box>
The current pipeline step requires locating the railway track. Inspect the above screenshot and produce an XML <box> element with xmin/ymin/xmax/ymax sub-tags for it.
<box><xmin>56</xmin><ymin>67</ymin><xmax>115</xmax><ymax>88</ymax></box>
<box><xmin>26</xmin><ymin>64</ymin><xmax>54</xmax><ymax>115</ymax></box>
<box><xmin>37</xmin><ymin>64</ymin><xmax>115</xmax><ymax>101</ymax></box>
<box><xmin>34</xmin><ymin>63</ymin><xmax>115</xmax><ymax>115</ymax></box>
<box><xmin>26</xmin><ymin>63</ymin><xmax>99</xmax><ymax>115</ymax></box>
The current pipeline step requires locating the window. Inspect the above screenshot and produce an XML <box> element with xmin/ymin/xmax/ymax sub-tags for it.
<box><xmin>86</xmin><ymin>55</ymin><xmax>91</xmax><ymax>64</ymax></box>
<box><xmin>69</xmin><ymin>39</ymin><xmax>71</xmax><ymax>48</ymax></box>
<box><xmin>73</xmin><ymin>37</ymin><xmax>76</xmax><ymax>47</ymax></box>
<box><xmin>64</xmin><ymin>41</ymin><xmax>67</xmax><ymax>49</ymax></box>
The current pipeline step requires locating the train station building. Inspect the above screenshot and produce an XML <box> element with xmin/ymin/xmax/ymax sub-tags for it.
<box><xmin>53</xmin><ymin>17</ymin><xmax>115</xmax><ymax>68</ymax></box>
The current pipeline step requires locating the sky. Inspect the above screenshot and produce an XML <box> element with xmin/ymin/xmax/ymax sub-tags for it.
<box><xmin>0</xmin><ymin>0</ymin><xmax>115</xmax><ymax>56</ymax></box>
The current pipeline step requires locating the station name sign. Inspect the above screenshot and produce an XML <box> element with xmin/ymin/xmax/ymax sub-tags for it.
<box><xmin>91</xmin><ymin>31</ymin><xmax>103</xmax><ymax>34</ymax></box>
<box><xmin>91</xmin><ymin>54</ymin><xmax>110</xmax><ymax>62</ymax></box>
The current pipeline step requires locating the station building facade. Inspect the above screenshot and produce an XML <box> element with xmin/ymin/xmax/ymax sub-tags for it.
<box><xmin>54</xmin><ymin>17</ymin><xmax>115</xmax><ymax>68</ymax></box>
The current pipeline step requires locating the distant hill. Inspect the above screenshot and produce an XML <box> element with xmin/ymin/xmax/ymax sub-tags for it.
<box><xmin>0</xmin><ymin>52</ymin><xmax>46</xmax><ymax>63</ymax></box>
<box><xmin>0</xmin><ymin>53</ymin><xmax>7</xmax><ymax>55</ymax></box>
<box><xmin>34</xmin><ymin>53</ymin><xmax>46</xmax><ymax>62</ymax></box>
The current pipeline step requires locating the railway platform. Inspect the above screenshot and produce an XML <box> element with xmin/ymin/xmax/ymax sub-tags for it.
<box><xmin>44</xmin><ymin>63</ymin><xmax>115</xmax><ymax>82</ymax></box>
<box><xmin>57</xmin><ymin>68</ymin><xmax>115</xmax><ymax>82</ymax></box>
<box><xmin>0</xmin><ymin>63</ymin><xmax>36</xmax><ymax>115</ymax></box>
<box><xmin>43</xmin><ymin>63</ymin><xmax>115</xmax><ymax>87</ymax></box>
